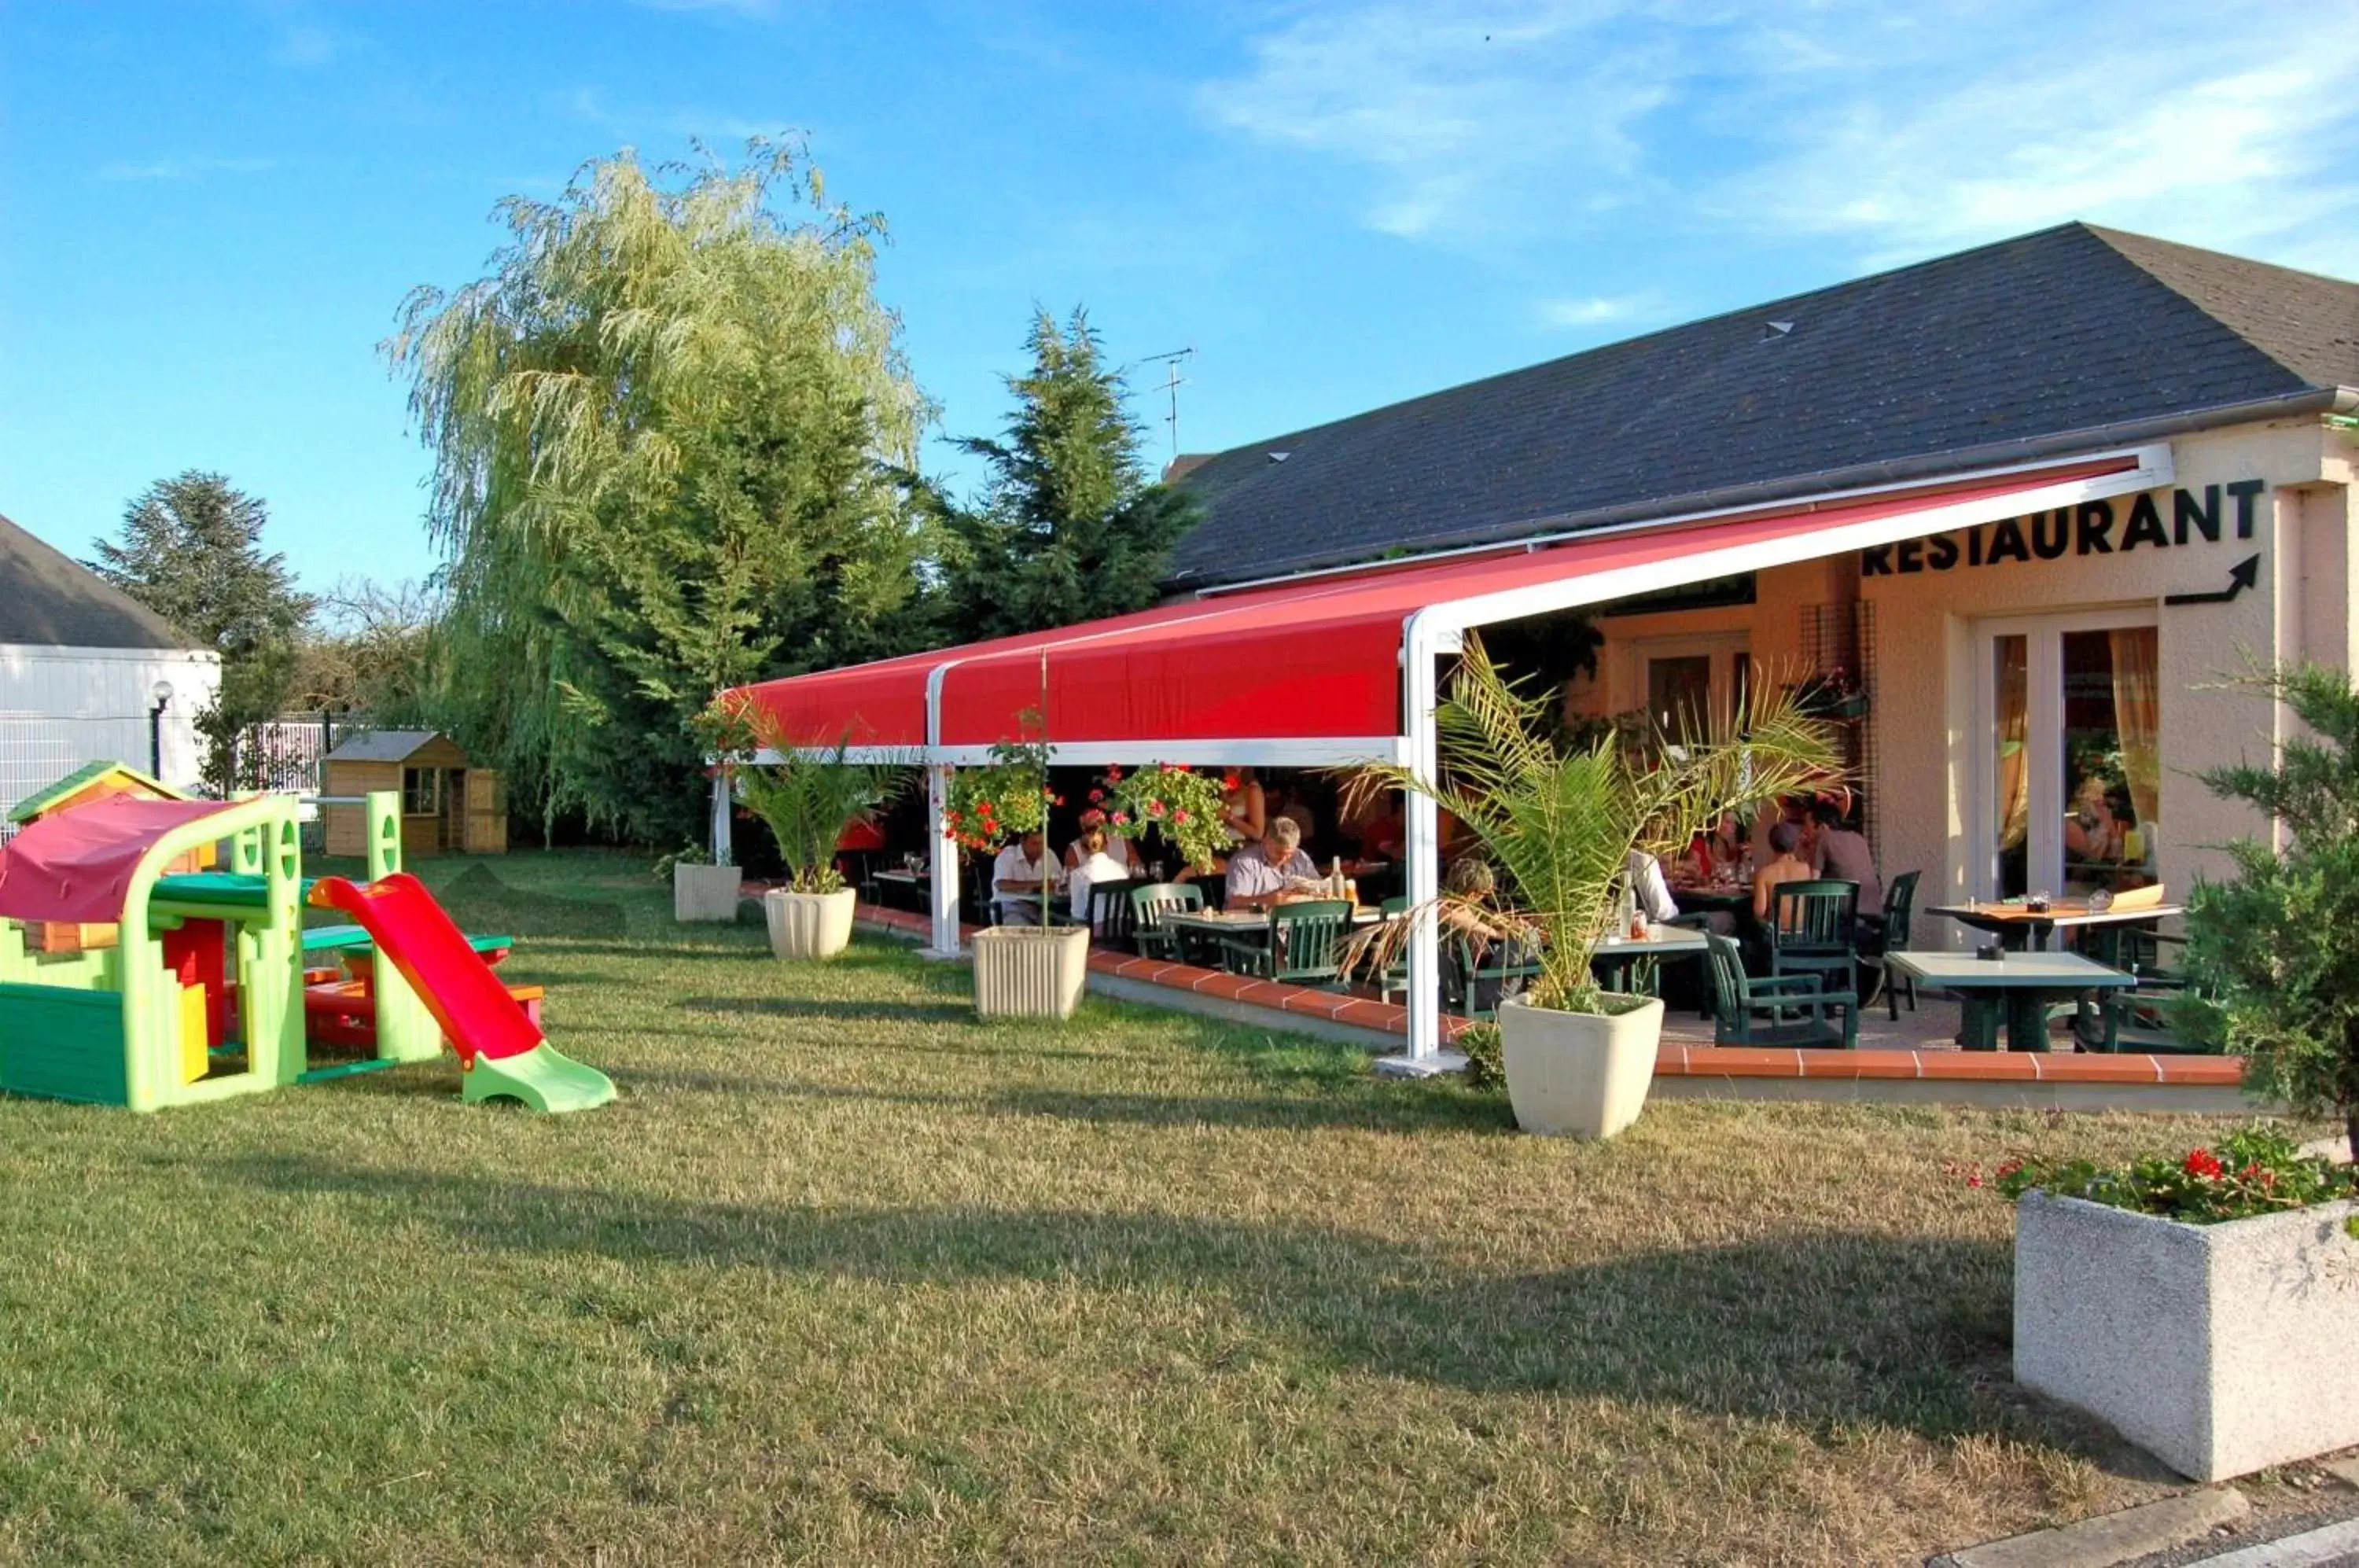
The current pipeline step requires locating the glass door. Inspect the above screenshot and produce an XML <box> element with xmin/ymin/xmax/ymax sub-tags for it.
<box><xmin>1975</xmin><ymin>613</ymin><xmax>2160</xmax><ymax>900</ymax></box>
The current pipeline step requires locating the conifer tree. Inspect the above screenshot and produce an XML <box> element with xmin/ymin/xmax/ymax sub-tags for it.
<box><xmin>2184</xmin><ymin>661</ymin><xmax>2359</xmax><ymax>1161</ymax></box>
<box><xmin>940</xmin><ymin>308</ymin><xmax>1197</xmax><ymax>642</ymax></box>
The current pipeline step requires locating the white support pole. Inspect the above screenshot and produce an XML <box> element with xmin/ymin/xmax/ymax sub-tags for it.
<box><xmin>923</xmin><ymin>660</ymin><xmax>964</xmax><ymax>959</ymax></box>
<box><xmin>925</xmin><ymin>762</ymin><xmax>962</xmax><ymax>957</ymax></box>
<box><xmin>710</xmin><ymin>768</ymin><xmax>734</xmax><ymax>867</ymax></box>
<box><xmin>1382</xmin><ymin>608</ymin><xmax>1457</xmax><ymax>1074</ymax></box>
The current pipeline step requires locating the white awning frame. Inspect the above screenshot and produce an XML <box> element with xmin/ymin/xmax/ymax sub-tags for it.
<box><xmin>719</xmin><ymin>442</ymin><xmax>2177</xmax><ymax>1048</ymax></box>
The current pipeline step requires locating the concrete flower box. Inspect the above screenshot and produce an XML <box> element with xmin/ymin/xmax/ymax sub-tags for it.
<box><xmin>2014</xmin><ymin>1189</ymin><xmax>2359</xmax><ymax>1481</ymax></box>
<box><xmin>672</xmin><ymin>862</ymin><xmax>743</xmax><ymax>922</ymax></box>
<box><xmin>971</xmin><ymin>926</ymin><xmax>1089</xmax><ymax>1019</ymax></box>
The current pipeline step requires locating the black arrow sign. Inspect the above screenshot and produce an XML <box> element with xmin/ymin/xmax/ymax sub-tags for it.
<box><xmin>2164</xmin><ymin>553</ymin><xmax>2261</xmax><ymax>606</ymax></box>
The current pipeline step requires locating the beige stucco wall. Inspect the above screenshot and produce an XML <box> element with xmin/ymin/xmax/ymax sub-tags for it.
<box><xmin>1551</xmin><ymin>418</ymin><xmax>2358</xmax><ymax>948</ymax></box>
<box><xmin>1864</xmin><ymin>419</ymin><xmax>2357</xmax><ymax>941</ymax></box>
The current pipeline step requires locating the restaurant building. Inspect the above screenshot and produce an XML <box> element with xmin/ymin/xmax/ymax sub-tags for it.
<box><xmin>732</xmin><ymin>222</ymin><xmax>2359</xmax><ymax>1069</ymax></box>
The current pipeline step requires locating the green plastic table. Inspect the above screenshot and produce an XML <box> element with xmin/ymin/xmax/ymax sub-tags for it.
<box><xmin>1884</xmin><ymin>950</ymin><xmax>2138</xmax><ymax>1051</ymax></box>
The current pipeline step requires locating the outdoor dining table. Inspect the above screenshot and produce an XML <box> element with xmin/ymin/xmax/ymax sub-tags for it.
<box><xmin>870</xmin><ymin>868</ymin><xmax>923</xmax><ymax>910</ymax></box>
<box><xmin>1669</xmin><ymin>881</ymin><xmax>1750</xmax><ymax>922</ymax></box>
<box><xmin>1160</xmin><ymin>904</ymin><xmax>1385</xmax><ymax>972</ymax></box>
<box><xmin>1883</xmin><ymin>949</ymin><xmax>2139</xmax><ymax>1051</ymax></box>
<box><xmin>1590</xmin><ymin>923</ymin><xmax>1709</xmax><ymax>992</ymax></box>
<box><xmin>1927</xmin><ymin>899</ymin><xmax>2184</xmax><ymax>952</ymax></box>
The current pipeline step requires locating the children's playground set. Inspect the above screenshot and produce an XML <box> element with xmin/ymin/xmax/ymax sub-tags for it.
<box><xmin>0</xmin><ymin>778</ymin><xmax>614</xmax><ymax>1114</ymax></box>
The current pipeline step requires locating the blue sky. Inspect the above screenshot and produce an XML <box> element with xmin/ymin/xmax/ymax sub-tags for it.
<box><xmin>6</xmin><ymin>0</ymin><xmax>2356</xmax><ymax>595</ymax></box>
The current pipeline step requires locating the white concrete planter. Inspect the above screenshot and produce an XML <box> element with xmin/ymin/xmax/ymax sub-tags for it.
<box><xmin>1497</xmin><ymin>993</ymin><xmax>1665</xmax><ymax>1139</ymax></box>
<box><xmin>2015</xmin><ymin>1190</ymin><xmax>2359</xmax><ymax>1481</ymax></box>
<box><xmin>764</xmin><ymin>887</ymin><xmax>857</xmax><ymax>960</ymax></box>
<box><xmin>672</xmin><ymin>863</ymin><xmax>743</xmax><ymax>922</ymax></box>
<box><xmin>971</xmin><ymin>926</ymin><xmax>1090</xmax><ymax>1020</ymax></box>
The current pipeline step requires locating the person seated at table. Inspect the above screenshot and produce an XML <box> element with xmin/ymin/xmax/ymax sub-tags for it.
<box><xmin>1064</xmin><ymin>811</ymin><xmax>1141</xmax><ymax>876</ymax></box>
<box><xmin>1440</xmin><ymin>858</ymin><xmax>1539</xmax><ymax>1012</ymax></box>
<box><xmin>1625</xmin><ymin>848</ymin><xmax>1679</xmax><ymax>926</ymax></box>
<box><xmin>1686</xmin><ymin>813</ymin><xmax>1746</xmax><ymax>882</ymax></box>
<box><xmin>1220</xmin><ymin>766</ymin><xmax>1268</xmax><ymax>846</ymax></box>
<box><xmin>2064</xmin><ymin>773</ymin><xmax>2124</xmax><ymax>883</ymax></box>
<box><xmin>1806</xmin><ymin>800</ymin><xmax>1882</xmax><ymax>914</ymax></box>
<box><xmin>1355</xmin><ymin>796</ymin><xmax>1405</xmax><ymax>866</ymax></box>
<box><xmin>991</xmin><ymin>830</ymin><xmax>1065</xmax><ymax>925</ymax></box>
<box><xmin>1065</xmin><ymin>824</ymin><xmax>1134</xmax><ymax>937</ymax></box>
<box><xmin>1224</xmin><ymin>816</ymin><xmax>1319</xmax><ymax>912</ymax></box>
<box><xmin>1751</xmin><ymin>820</ymin><xmax>1814</xmax><ymax>923</ymax></box>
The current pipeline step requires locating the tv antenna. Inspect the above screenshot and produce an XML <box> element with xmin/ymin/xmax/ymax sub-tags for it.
<box><xmin>1136</xmin><ymin>346</ymin><xmax>1194</xmax><ymax>460</ymax></box>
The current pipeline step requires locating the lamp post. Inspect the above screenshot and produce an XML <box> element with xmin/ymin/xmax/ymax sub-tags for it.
<box><xmin>148</xmin><ymin>679</ymin><xmax>173</xmax><ymax>779</ymax></box>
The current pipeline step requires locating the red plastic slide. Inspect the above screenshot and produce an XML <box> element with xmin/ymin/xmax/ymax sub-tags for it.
<box><xmin>307</xmin><ymin>873</ymin><xmax>542</xmax><ymax>1066</ymax></box>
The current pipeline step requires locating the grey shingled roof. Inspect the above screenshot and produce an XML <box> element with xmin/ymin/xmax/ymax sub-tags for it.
<box><xmin>323</xmin><ymin>730</ymin><xmax>444</xmax><ymax>764</ymax></box>
<box><xmin>1167</xmin><ymin>223</ymin><xmax>2359</xmax><ymax>587</ymax></box>
<box><xmin>0</xmin><ymin>512</ymin><xmax>200</xmax><ymax>649</ymax></box>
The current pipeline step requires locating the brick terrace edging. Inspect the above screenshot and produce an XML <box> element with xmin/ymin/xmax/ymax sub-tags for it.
<box><xmin>853</xmin><ymin>904</ymin><xmax>2245</xmax><ymax>1099</ymax></box>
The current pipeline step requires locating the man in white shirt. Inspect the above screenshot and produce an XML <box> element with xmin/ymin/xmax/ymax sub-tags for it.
<box><xmin>1224</xmin><ymin>818</ymin><xmax>1319</xmax><ymax>912</ymax></box>
<box><xmin>991</xmin><ymin>830</ymin><xmax>1065</xmax><ymax>925</ymax></box>
<box><xmin>1625</xmin><ymin>848</ymin><xmax>1679</xmax><ymax>925</ymax></box>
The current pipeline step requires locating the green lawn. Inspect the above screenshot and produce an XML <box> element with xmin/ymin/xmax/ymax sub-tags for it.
<box><xmin>0</xmin><ymin>852</ymin><xmax>2262</xmax><ymax>1565</ymax></box>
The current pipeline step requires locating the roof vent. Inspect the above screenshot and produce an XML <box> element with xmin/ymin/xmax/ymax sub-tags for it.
<box><xmin>1764</xmin><ymin>320</ymin><xmax>1794</xmax><ymax>338</ymax></box>
<box><xmin>1267</xmin><ymin>451</ymin><xmax>1291</xmax><ymax>463</ymax></box>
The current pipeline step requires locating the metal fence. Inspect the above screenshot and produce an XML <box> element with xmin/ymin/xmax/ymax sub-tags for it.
<box><xmin>0</xmin><ymin>710</ymin><xmax>375</xmax><ymax>843</ymax></box>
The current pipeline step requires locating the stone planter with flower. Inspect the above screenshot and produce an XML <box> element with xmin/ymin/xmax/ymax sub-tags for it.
<box><xmin>1993</xmin><ymin>1128</ymin><xmax>2359</xmax><ymax>1481</ymax></box>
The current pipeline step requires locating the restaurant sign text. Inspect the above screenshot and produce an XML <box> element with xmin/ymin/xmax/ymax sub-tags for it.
<box><xmin>1860</xmin><ymin>482</ymin><xmax>2265</xmax><ymax>576</ymax></box>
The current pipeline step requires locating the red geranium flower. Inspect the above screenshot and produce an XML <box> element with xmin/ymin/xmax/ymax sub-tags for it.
<box><xmin>1111</xmin><ymin>811</ymin><xmax>1129</xmax><ymax>826</ymax></box>
<box><xmin>1106</xmin><ymin>766</ymin><xmax>1124</xmax><ymax>782</ymax></box>
<box><xmin>1088</xmin><ymin>789</ymin><xmax>1104</xmax><ymax>804</ymax></box>
<box><xmin>1172</xmin><ymin>808</ymin><xmax>1191</xmax><ymax>824</ymax></box>
<box><xmin>2184</xmin><ymin>1148</ymin><xmax>2225</xmax><ymax>1180</ymax></box>
<box><xmin>1146</xmin><ymin>799</ymin><xmax>1165</xmax><ymax>816</ymax></box>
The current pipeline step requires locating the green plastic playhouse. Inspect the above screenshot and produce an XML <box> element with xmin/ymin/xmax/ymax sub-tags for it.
<box><xmin>0</xmin><ymin>785</ymin><xmax>613</xmax><ymax>1113</ymax></box>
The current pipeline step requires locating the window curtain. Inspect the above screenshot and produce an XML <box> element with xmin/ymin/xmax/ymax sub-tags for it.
<box><xmin>1996</xmin><ymin>637</ymin><xmax>2030</xmax><ymax>852</ymax></box>
<box><xmin>2110</xmin><ymin>627</ymin><xmax>2162</xmax><ymax>830</ymax></box>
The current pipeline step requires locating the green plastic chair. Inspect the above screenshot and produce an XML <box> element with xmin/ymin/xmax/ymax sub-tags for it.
<box><xmin>1705</xmin><ymin>932</ymin><xmax>1858</xmax><ymax>1048</ymax></box>
<box><xmin>1215</xmin><ymin>899</ymin><xmax>1353</xmax><ymax>988</ymax></box>
<box><xmin>1857</xmin><ymin>869</ymin><xmax>1920</xmax><ymax>1019</ymax></box>
<box><xmin>1766</xmin><ymin>878</ymin><xmax>1860</xmax><ymax>995</ymax></box>
<box><xmin>1128</xmin><ymin>882</ymin><xmax>1204</xmax><ymax>962</ymax></box>
<box><xmin>1373</xmin><ymin>895</ymin><xmax>1411</xmax><ymax>1003</ymax></box>
<box><xmin>1450</xmin><ymin>930</ymin><xmax>1543</xmax><ymax>1020</ymax></box>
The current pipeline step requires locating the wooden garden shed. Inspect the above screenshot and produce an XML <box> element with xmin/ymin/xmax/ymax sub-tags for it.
<box><xmin>321</xmin><ymin>731</ymin><xmax>505</xmax><ymax>857</ymax></box>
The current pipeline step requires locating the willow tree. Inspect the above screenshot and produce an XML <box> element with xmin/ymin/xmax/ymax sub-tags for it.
<box><xmin>385</xmin><ymin>142</ymin><xmax>931</xmax><ymax>843</ymax></box>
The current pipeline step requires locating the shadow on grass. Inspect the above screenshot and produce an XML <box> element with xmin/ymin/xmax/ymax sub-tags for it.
<box><xmin>675</xmin><ymin>996</ymin><xmax>975</xmax><ymax>1026</ymax></box>
<box><xmin>435</xmin><ymin>864</ymin><xmax>627</xmax><ymax>939</ymax></box>
<box><xmin>222</xmin><ymin>1151</ymin><xmax>2100</xmax><ymax>1453</ymax></box>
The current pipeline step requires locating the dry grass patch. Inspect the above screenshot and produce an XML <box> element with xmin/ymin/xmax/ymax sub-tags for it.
<box><xmin>0</xmin><ymin>851</ymin><xmax>2269</xmax><ymax>1565</ymax></box>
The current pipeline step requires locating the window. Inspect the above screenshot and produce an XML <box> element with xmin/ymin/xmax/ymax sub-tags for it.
<box><xmin>401</xmin><ymin>766</ymin><xmax>442</xmax><ymax>816</ymax></box>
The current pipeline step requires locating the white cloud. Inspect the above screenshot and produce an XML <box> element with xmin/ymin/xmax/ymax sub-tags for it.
<box><xmin>273</xmin><ymin>24</ymin><xmax>338</xmax><ymax>66</ymax></box>
<box><xmin>565</xmin><ymin>86</ymin><xmax>801</xmax><ymax>146</ymax></box>
<box><xmin>96</xmin><ymin>156</ymin><xmax>277</xmax><ymax>182</ymax></box>
<box><xmin>1720</xmin><ymin>7</ymin><xmax>2359</xmax><ymax>268</ymax></box>
<box><xmin>1202</xmin><ymin>1</ymin><xmax>2359</xmax><ymax>278</ymax></box>
<box><xmin>1538</xmin><ymin>293</ymin><xmax>1657</xmax><ymax>328</ymax></box>
<box><xmin>1200</xmin><ymin>2</ymin><xmax>1675</xmax><ymax>241</ymax></box>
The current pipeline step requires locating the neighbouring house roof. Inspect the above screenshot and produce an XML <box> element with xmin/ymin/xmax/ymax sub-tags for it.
<box><xmin>0</xmin><ymin>512</ymin><xmax>201</xmax><ymax>650</ymax></box>
<box><xmin>6</xmin><ymin>760</ymin><xmax>186</xmax><ymax>824</ymax></box>
<box><xmin>322</xmin><ymin>730</ymin><xmax>451</xmax><ymax>764</ymax></box>
<box><xmin>1167</xmin><ymin>223</ymin><xmax>2359</xmax><ymax>587</ymax></box>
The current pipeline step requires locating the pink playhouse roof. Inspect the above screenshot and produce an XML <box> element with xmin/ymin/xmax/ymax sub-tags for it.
<box><xmin>0</xmin><ymin>796</ymin><xmax>241</xmax><ymax>924</ymax></box>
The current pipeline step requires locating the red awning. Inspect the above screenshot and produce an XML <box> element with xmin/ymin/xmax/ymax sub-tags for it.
<box><xmin>732</xmin><ymin>455</ymin><xmax>2149</xmax><ymax>753</ymax></box>
<box><xmin>0</xmin><ymin>796</ymin><xmax>241</xmax><ymax>923</ymax></box>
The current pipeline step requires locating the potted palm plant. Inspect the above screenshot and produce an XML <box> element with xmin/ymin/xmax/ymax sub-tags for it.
<box><xmin>1352</xmin><ymin>632</ymin><xmax>1841</xmax><ymax>1138</ymax></box>
<box><xmin>733</xmin><ymin>734</ymin><xmax>913</xmax><ymax>962</ymax></box>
